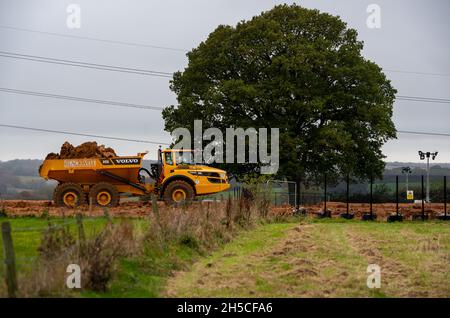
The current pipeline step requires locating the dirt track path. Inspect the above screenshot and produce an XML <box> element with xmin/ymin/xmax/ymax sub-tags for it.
<box><xmin>166</xmin><ymin>221</ymin><xmax>450</xmax><ymax>297</ymax></box>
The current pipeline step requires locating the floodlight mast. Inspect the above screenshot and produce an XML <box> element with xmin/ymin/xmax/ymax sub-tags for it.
<box><xmin>401</xmin><ymin>166</ymin><xmax>412</xmax><ymax>193</ymax></box>
<box><xmin>418</xmin><ymin>151</ymin><xmax>438</xmax><ymax>203</ymax></box>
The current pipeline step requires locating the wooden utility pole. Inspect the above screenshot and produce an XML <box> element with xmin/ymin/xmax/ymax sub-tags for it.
<box><xmin>76</xmin><ymin>213</ymin><xmax>86</xmax><ymax>245</ymax></box>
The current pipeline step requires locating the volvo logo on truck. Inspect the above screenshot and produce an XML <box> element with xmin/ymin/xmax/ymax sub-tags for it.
<box><xmin>112</xmin><ymin>158</ymin><xmax>141</xmax><ymax>165</ymax></box>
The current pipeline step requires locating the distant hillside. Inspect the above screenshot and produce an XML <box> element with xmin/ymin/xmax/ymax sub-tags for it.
<box><xmin>0</xmin><ymin>159</ymin><xmax>56</xmax><ymax>200</ymax></box>
<box><xmin>385</xmin><ymin>162</ymin><xmax>450</xmax><ymax>170</ymax></box>
<box><xmin>385</xmin><ymin>165</ymin><xmax>450</xmax><ymax>176</ymax></box>
<box><xmin>0</xmin><ymin>159</ymin><xmax>43</xmax><ymax>177</ymax></box>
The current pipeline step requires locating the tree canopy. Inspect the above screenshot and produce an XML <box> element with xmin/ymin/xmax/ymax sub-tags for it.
<box><xmin>162</xmin><ymin>4</ymin><xmax>397</xmax><ymax>183</ymax></box>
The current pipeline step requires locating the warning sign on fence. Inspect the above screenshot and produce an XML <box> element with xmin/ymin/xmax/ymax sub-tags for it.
<box><xmin>407</xmin><ymin>190</ymin><xmax>414</xmax><ymax>200</ymax></box>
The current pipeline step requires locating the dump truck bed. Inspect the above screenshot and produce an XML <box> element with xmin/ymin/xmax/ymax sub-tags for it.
<box><xmin>39</xmin><ymin>154</ymin><xmax>152</xmax><ymax>195</ymax></box>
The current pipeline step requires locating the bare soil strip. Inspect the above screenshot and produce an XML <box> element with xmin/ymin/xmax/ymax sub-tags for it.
<box><xmin>2</xmin><ymin>200</ymin><xmax>447</xmax><ymax>219</ymax></box>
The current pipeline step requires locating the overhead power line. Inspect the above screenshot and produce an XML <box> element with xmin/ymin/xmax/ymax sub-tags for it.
<box><xmin>1</xmin><ymin>86</ymin><xmax>449</xmax><ymax>111</ymax></box>
<box><xmin>0</xmin><ymin>51</ymin><xmax>173</xmax><ymax>77</ymax></box>
<box><xmin>396</xmin><ymin>95</ymin><xmax>450</xmax><ymax>104</ymax></box>
<box><xmin>1</xmin><ymin>84</ymin><xmax>448</xmax><ymax>110</ymax></box>
<box><xmin>0</xmin><ymin>25</ymin><xmax>188</xmax><ymax>52</ymax></box>
<box><xmin>0</xmin><ymin>87</ymin><xmax>165</xmax><ymax>111</ymax></box>
<box><xmin>0</xmin><ymin>124</ymin><xmax>448</xmax><ymax>142</ymax></box>
<box><xmin>397</xmin><ymin>130</ymin><xmax>450</xmax><ymax>137</ymax></box>
<box><xmin>1</xmin><ymin>50</ymin><xmax>448</xmax><ymax>85</ymax></box>
<box><xmin>0</xmin><ymin>124</ymin><xmax>170</xmax><ymax>145</ymax></box>
<box><xmin>1</xmin><ymin>26</ymin><xmax>448</xmax><ymax>79</ymax></box>
<box><xmin>384</xmin><ymin>69</ymin><xmax>450</xmax><ymax>78</ymax></box>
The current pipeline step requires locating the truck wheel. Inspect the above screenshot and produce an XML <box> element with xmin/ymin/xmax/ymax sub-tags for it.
<box><xmin>54</xmin><ymin>183</ymin><xmax>86</xmax><ymax>208</ymax></box>
<box><xmin>163</xmin><ymin>180</ymin><xmax>194</xmax><ymax>204</ymax></box>
<box><xmin>89</xmin><ymin>182</ymin><xmax>120</xmax><ymax>207</ymax></box>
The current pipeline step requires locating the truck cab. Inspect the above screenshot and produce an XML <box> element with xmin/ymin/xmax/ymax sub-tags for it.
<box><xmin>157</xmin><ymin>149</ymin><xmax>230</xmax><ymax>203</ymax></box>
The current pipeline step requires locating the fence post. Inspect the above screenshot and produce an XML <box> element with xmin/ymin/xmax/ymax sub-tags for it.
<box><xmin>226</xmin><ymin>197</ymin><xmax>232</xmax><ymax>229</ymax></box>
<box><xmin>151</xmin><ymin>193</ymin><xmax>163</xmax><ymax>229</ymax></box>
<box><xmin>60</xmin><ymin>208</ymin><xmax>66</xmax><ymax>220</ymax></box>
<box><xmin>152</xmin><ymin>194</ymin><xmax>158</xmax><ymax>213</ymax></box>
<box><xmin>76</xmin><ymin>213</ymin><xmax>85</xmax><ymax>246</ymax></box>
<box><xmin>370</xmin><ymin>175</ymin><xmax>373</xmax><ymax>217</ymax></box>
<box><xmin>1</xmin><ymin>222</ymin><xmax>18</xmax><ymax>298</ymax></box>
<box><xmin>324</xmin><ymin>174</ymin><xmax>327</xmax><ymax>213</ymax></box>
<box><xmin>346</xmin><ymin>175</ymin><xmax>350</xmax><ymax>216</ymax></box>
<box><xmin>396</xmin><ymin>175</ymin><xmax>399</xmax><ymax>216</ymax></box>
<box><xmin>444</xmin><ymin>176</ymin><xmax>447</xmax><ymax>217</ymax></box>
<box><xmin>89</xmin><ymin>197</ymin><xmax>93</xmax><ymax>216</ymax></box>
<box><xmin>103</xmin><ymin>207</ymin><xmax>112</xmax><ymax>224</ymax></box>
<box><xmin>421</xmin><ymin>175</ymin><xmax>425</xmax><ymax>219</ymax></box>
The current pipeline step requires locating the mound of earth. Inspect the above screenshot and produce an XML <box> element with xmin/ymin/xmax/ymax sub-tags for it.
<box><xmin>45</xmin><ymin>141</ymin><xmax>117</xmax><ymax>159</ymax></box>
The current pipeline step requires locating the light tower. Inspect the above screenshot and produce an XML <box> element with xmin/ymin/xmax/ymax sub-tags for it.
<box><xmin>418</xmin><ymin>151</ymin><xmax>438</xmax><ymax>203</ymax></box>
<box><xmin>401</xmin><ymin>166</ymin><xmax>412</xmax><ymax>193</ymax></box>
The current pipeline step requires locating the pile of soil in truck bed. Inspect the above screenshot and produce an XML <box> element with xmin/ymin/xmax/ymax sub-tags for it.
<box><xmin>45</xmin><ymin>141</ymin><xmax>117</xmax><ymax>159</ymax></box>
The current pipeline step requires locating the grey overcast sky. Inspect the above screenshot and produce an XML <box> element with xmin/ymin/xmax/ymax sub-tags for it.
<box><xmin>0</xmin><ymin>0</ymin><xmax>449</xmax><ymax>163</ymax></box>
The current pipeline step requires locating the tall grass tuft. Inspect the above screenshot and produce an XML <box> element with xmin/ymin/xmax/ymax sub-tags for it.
<box><xmin>19</xmin><ymin>220</ymin><xmax>139</xmax><ymax>296</ymax></box>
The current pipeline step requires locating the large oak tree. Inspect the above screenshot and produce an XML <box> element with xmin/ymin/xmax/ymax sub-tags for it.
<box><xmin>163</xmin><ymin>4</ymin><xmax>397</xmax><ymax>188</ymax></box>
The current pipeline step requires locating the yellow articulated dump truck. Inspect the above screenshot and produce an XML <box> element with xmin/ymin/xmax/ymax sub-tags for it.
<box><xmin>39</xmin><ymin>149</ymin><xmax>230</xmax><ymax>208</ymax></box>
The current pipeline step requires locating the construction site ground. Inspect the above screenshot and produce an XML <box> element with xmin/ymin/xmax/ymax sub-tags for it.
<box><xmin>1</xmin><ymin>200</ymin><xmax>448</xmax><ymax>220</ymax></box>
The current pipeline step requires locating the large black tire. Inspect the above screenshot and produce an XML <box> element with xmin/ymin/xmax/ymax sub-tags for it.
<box><xmin>54</xmin><ymin>183</ymin><xmax>86</xmax><ymax>208</ymax></box>
<box><xmin>89</xmin><ymin>182</ymin><xmax>120</xmax><ymax>207</ymax></box>
<box><xmin>163</xmin><ymin>180</ymin><xmax>194</xmax><ymax>204</ymax></box>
